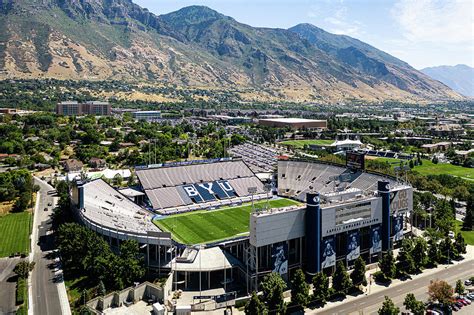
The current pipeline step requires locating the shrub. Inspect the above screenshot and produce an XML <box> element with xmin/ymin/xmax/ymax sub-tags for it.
<box><xmin>16</xmin><ymin>278</ymin><xmax>26</xmax><ymax>305</ymax></box>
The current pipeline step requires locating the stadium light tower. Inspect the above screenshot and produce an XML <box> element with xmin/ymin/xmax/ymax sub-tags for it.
<box><xmin>248</xmin><ymin>187</ymin><xmax>257</xmax><ymax>212</ymax></box>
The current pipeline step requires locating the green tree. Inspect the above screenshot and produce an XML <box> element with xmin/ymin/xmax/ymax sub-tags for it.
<box><xmin>350</xmin><ymin>256</ymin><xmax>367</xmax><ymax>287</ymax></box>
<box><xmin>118</xmin><ymin>240</ymin><xmax>145</xmax><ymax>287</ymax></box>
<box><xmin>439</xmin><ymin>237</ymin><xmax>457</xmax><ymax>263</ymax></box>
<box><xmin>312</xmin><ymin>272</ymin><xmax>330</xmax><ymax>305</ymax></box>
<box><xmin>427</xmin><ymin>240</ymin><xmax>441</xmax><ymax>267</ymax></box>
<box><xmin>245</xmin><ymin>292</ymin><xmax>267</xmax><ymax>315</ymax></box>
<box><xmin>13</xmin><ymin>192</ymin><xmax>31</xmax><ymax>212</ymax></box>
<box><xmin>403</xmin><ymin>293</ymin><xmax>425</xmax><ymax>315</ymax></box>
<box><xmin>454</xmin><ymin>232</ymin><xmax>466</xmax><ymax>256</ymax></box>
<box><xmin>463</xmin><ymin>194</ymin><xmax>473</xmax><ymax>230</ymax></box>
<box><xmin>455</xmin><ymin>279</ymin><xmax>465</xmax><ymax>296</ymax></box>
<box><xmin>291</xmin><ymin>269</ymin><xmax>309</xmax><ymax>309</ymax></box>
<box><xmin>378</xmin><ymin>296</ymin><xmax>400</xmax><ymax>315</ymax></box>
<box><xmin>412</xmin><ymin>237</ymin><xmax>428</xmax><ymax>271</ymax></box>
<box><xmin>98</xmin><ymin>280</ymin><xmax>106</xmax><ymax>297</ymax></box>
<box><xmin>396</xmin><ymin>240</ymin><xmax>416</xmax><ymax>276</ymax></box>
<box><xmin>332</xmin><ymin>261</ymin><xmax>352</xmax><ymax>295</ymax></box>
<box><xmin>379</xmin><ymin>251</ymin><xmax>396</xmax><ymax>279</ymax></box>
<box><xmin>261</xmin><ymin>273</ymin><xmax>286</xmax><ymax>314</ymax></box>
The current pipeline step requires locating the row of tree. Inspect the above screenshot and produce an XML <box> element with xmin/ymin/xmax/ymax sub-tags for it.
<box><xmin>56</xmin><ymin>223</ymin><xmax>145</xmax><ymax>293</ymax></box>
<box><xmin>376</xmin><ymin>234</ymin><xmax>466</xmax><ymax>283</ymax></box>
<box><xmin>245</xmin><ymin>257</ymin><xmax>368</xmax><ymax>314</ymax></box>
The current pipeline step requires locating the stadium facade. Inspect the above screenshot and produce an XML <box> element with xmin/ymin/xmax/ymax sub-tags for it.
<box><xmin>70</xmin><ymin>154</ymin><xmax>412</xmax><ymax>294</ymax></box>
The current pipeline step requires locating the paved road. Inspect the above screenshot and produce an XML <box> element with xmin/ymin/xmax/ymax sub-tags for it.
<box><xmin>0</xmin><ymin>257</ymin><xmax>20</xmax><ymax>315</ymax></box>
<box><xmin>314</xmin><ymin>259</ymin><xmax>474</xmax><ymax>315</ymax></box>
<box><xmin>30</xmin><ymin>178</ymin><xmax>64</xmax><ymax>315</ymax></box>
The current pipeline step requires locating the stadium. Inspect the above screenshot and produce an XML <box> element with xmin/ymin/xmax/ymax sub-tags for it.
<box><xmin>70</xmin><ymin>151</ymin><xmax>413</xmax><ymax>297</ymax></box>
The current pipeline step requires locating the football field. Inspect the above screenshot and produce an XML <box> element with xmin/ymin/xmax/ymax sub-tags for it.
<box><xmin>0</xmin><ymin>212</ymin><xmax>32</xmax><ymax>257</ymax></box>
<box><xmin>153</xmin><ymin>198</ymin><xmax>301</xmax><ymax>244</ymax></box>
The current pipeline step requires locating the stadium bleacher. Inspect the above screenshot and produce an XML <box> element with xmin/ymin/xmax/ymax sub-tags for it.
<box><xmin>278</xmin><ymin>160</ymin><xmax>397</xmax><ymax>201</ymax></box>
<box><xmin>136</xmin><ymin>160</ymin><xmax>267</xmax><ymax>214</ymax></box>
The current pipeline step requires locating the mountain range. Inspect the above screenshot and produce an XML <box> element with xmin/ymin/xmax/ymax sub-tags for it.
<box><xmin>0</xmin><ymin>0</ymin><xmax>463</xmax><ymax>103</ymax></box>
<box><xmin>421</xmin><ymin>64</ymin><xmax>474</xmax><ymax>98</ymax></box>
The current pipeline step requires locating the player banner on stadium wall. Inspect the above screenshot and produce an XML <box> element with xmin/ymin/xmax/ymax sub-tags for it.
<box><xmin>370</xmin><ymin>225</ymin><xmax>382</xmax><ymax>254</ymax></box>
<box><xmin>271</xmin><ymin>242</ymin><xmax>288</xmax><ymax>275</ymax></box>
<box><xmin>347</xmin><ymin>231</ymin><xmax>360</xmax><ymax>261</ymax></box>
<box><xmin>321</xmin><ymin>236</ymin><xmax>336</xmax><ymax>269</ymax></box>
<box><xmin>393</xmin><ymin>216</ymin><xmax>404</xmax><ymax>241</ymax></box>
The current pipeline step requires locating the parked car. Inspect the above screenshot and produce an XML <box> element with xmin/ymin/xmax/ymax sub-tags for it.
<box><xmin>465</xmin><ymin>279</ymin><xmax>472</xmax><ymax>286</ymax></box>
<box><xmin>454</xmin><ymin>301</ymin><xmax>463</xmax><ymax>308</ymax></box>
<box><xmin>448</xmin><ymin>231</ymin><xmax>455</xmax><ymax>238</ymax></box>
<box><xmin>44</xmin><ymin>207</ymin><xmax>48</xmax><ymax>211</ymax></box>
<box><xmin>460</xmin><ymin>297</ymin><xmax>471</xmax><ymax>305</ymax></box>
<box><xmin>457</xmin><ymin>299</ymin><xmax>468</xmax><ymax>306</ymax></box>
<box><xmin>48</xmin><ymin>202</ymin><xmax>52</xmax><ymax>206</ymax></box>
<box><xmin>451</xmin><ymin>304</ymin><xmax>459</xmax><ymax>311</ymax></box>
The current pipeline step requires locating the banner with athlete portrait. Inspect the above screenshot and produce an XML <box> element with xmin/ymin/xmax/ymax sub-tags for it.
<box><xmin>370</xmin><ymin>225</ymin><xmax>382</xmax><ymax>254</ymax></box>
<box><xmin>321</xmin><ymin>236</ymin><xmax>336</xmax><ymax>268</ymax></box>
<box><xmin>347</xmin><ymin>231</ymin><xmax>360</xmax><ymax>261</ymax></box>
<box><xmin>393</xmin><ymin>216</ymin><xmax>404</xmax><ymax>241</ymax></box>
<box><xmin>271</xmin><ymin>242</ymin><xmax>288</xmax><ymax>275</ymax></box>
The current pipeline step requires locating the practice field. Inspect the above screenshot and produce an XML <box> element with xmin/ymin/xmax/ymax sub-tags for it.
<box><xmin>0</xmin><ymin>212</ymin><xmax>32</xmax><ymax>257</ymax></box>
<box><xmin>153</xmin><ymin>198</ymin><xmax>301</xmax><ymax>244</ymax></box>
<box><xmin>279</xmin><ymin>139</ymin><xmax>334</xmax><ymax>148</ymax></box>
<box><xmin>412</xmin><ymin>160</ymin><xmax>474</xmax><ymax>181</ymax></box>
<box><xmin>370</xmin><ymin>157</ymin><xmax>474</xmax><ymax>181</ymax></box>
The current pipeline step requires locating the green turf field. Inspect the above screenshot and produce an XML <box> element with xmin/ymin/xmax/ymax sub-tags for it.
<box><xmin>413</xmin><ymin>159</ymin><xmax>474</xmax><ymax>181</ymax></box>
<box><xmin>371</xmin><ymin>157</ymin><xmax>474</xmax><ymax>181</ymax></box>
<box><xmin>153</xmin><ymin>198</ymin><xmax>301</xmax><ymax>244</ymax></box>
<box><xmin>279</xmin><ymin>139</ymin><xmax>334</xmax><ymax>148</ymax></box>
<box><xmin>0</xmin><ymin>212</ymin><xmax>32</xmax><ymax>257</ymax></box>
<box><xmin>454</xmin><ymin>220</ymin><xmax>474</xmax><ymax>245</ymax></box>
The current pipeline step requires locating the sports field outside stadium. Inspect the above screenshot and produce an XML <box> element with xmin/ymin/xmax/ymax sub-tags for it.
<box><xmin>0</xmin><ymin>211</ymin><xmax>32</xmax><ymax>257</ymax></box>
<box><xmin>153</xmin><ymin>198</ymin><xmax>301</xmax><ymax>244</ymax></box>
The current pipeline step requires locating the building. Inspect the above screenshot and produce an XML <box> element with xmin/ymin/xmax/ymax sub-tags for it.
<box><xmin>421</xmin><ymin>142</ymin><xmax>452</xmax><ymax>153</ymax></box>
<box><xmin>258</xmin><ymin>118</ymin><xmax>327</xmax><ymax>130</ymax></box>
<box><xmin>63</xmin><ymin>159</ymin><xmax>84</xmax><ymax>172</ymax></box>
<box><xmin>71</xmin><ymin>158</ymin><xmax>412</xmax><ymax>302</ymax></box>
<box><xmin>56</xmin><ymin>101</ymin><xmax>111</xmax><ymax>116</ymax></box>
<box><xmin>88</xmin><ymin>157</ymin><xmax>106</xmax><ymax>170</ymax></box>
<box><xmin>132</xmin><ymin>111</ymin><xmax>162</xmax><ymax>122</ymax></box>
<box><xmin>309</xmin><ymin>139</ymin><xmax>363</xmax><ymax>152</ymax></box>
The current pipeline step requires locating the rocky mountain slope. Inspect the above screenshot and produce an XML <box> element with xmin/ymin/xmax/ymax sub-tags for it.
<box><xmin>421</xmin><ymin>64</ymin><xmax>474</xmax><ymax>97</ymax></box>
<box><xmin>0</xmin><ymin>0</ymin><xmax>462</xmax><ymax>102</ymax></box>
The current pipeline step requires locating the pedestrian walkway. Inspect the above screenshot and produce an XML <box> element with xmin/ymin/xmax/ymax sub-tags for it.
<box><xmin>308</xmin><ymin>245</ymin><xmax>474</xmax><ymax>314</ymax></box>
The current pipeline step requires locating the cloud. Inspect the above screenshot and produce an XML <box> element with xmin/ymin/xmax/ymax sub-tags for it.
<box><xmin>307</xmin><ymin>0</ymin><xmax>364</xmax><ymax>37</ymax></box>
<box><xmin>392</xmin><ymin>0</ymin><xmax>474</xmax><ymax>44</ymax></box>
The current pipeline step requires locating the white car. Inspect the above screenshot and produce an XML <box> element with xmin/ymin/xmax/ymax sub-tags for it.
<box><xmin>448</xmin><ymin>231</ymin><xmax>455</xmax><ymax>238</ymax></box>
<box><xmin>465</xmin><ymin>279</ymin><xmax>472</xmax><ymax>286</ymax></box>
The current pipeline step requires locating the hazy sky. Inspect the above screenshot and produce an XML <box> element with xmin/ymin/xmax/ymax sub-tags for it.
<box><xmin>134</xmin><ymin>0</ymin><xmax>474</xmax><ymax>69</ymax></box>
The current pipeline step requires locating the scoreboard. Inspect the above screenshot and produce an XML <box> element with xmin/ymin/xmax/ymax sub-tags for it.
<box><xmin>346</xmin><ymin>151</ymin><xmax>366</xmax><ymax>170</ymax></box>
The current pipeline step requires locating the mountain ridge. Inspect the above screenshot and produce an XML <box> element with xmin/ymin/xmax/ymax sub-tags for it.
<box><xmin>421</xmin><ymin>64</ymin><xmax>474</xmax><ymax>98</ymax></box>
<box><xmin>0</xmin><ymin>0</ymin><xmax>463</xmax><ymax>103</ymax></box>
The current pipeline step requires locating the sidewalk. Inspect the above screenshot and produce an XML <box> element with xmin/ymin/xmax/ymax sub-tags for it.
<box><xmin>309</xmin><ymin>245</ymin><xmax>474</xmax><ymax>314</ymax></box>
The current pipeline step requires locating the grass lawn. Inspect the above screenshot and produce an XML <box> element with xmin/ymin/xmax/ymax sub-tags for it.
<box><xmin>279</xmin><ymin>139</ymin><xmax>334</xmax><ymax>148</ymax></box>
<box><xmin>153</xmin><ymin>198</ymin><xmax>301</xmax><ymax>244</ymax></box>
<box><xmin>454</xmin><ymin>220</ymin><xmax>474</xmax><ymax>245</ymax></box>
<box><xmin>0</xmin><ymin>211</ymin><xmax>32</xmax><ymax>257</ymax></box>
<box><xmin>370</xmin><ymin>157</ymin><xmax>404</xmax><ymax>164</ymax></box>
<box><xmin>413</xmin><ymin>159</ymin><xmax>474</xmax><ymax>181</ymax></box>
